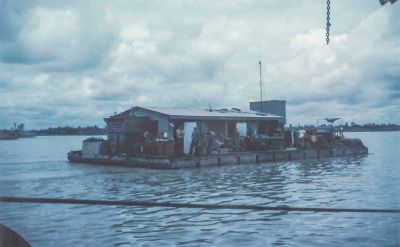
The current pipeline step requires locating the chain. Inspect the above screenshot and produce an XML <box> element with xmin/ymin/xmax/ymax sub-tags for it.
<box><xmin>326</xmin><ymin>0</ymin><xmax>331</xmax><ymax>44</ymax></box>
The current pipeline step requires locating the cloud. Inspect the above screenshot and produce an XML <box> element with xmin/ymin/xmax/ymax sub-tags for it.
<box><xmin>0</xmin><ymin>0</ymin><xmax>399</xmax><ymax>129</ymax></box>
<box><xmin>0</xmin><ymin>2</ymin><xmax>118</xmax><ymax>70</ymax></box>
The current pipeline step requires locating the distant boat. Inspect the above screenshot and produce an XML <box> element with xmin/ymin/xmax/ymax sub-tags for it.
<box><xmin>0</xmin><ymin>133</ymin><xmax>18</xmax><ymax>140</ymax></box>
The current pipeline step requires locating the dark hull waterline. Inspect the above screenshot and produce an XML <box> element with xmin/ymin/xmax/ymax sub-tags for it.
<box><xmin>68</xmin><ymin>146</ymin><xmax>368</xmax><ymax>169</ymax></box>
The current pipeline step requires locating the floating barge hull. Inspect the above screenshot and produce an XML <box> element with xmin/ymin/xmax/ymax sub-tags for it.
<box><xmin>68</xmin><ymin>147</ymin><xmax>368</xmax><ymax>169</ymax></box>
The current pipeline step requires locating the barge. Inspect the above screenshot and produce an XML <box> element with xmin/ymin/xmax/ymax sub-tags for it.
<box><xmin>68</xmin><ymin>100</ymin><xmax>368</xmax><ymax>169</ymax></box>
<box><xmin>68</xmin><ymin>146</ymin><xmax>367</xmax><ymax>169</ymax></box>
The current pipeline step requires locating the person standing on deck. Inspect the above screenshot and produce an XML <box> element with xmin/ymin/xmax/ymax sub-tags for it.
<box><xmin>206</xmin><ymin>131</ymin><xmax>216</xmax><ymax>154</ymax></box>
<box><xmin>190</xmin><ymin>127</ymin><xmax>199</xmax><ymax>155</ymax></box>
<box><xmin>233</xmin><ymin>128</ymin><xmax>241</xmax><ymax>152</ymax></box>
<box><xmin>176</xmin><ymin>126</ymin><xmax>184</xmax><ymax>156</ymax></box>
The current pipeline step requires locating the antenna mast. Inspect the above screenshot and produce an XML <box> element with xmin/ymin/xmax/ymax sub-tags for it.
<box><xmin>259</xmin><ymin>61</ymin><xmax>263</xmax><ymax>109</ymax></box>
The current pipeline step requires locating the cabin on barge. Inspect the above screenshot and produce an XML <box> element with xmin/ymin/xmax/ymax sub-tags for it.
<box><xmin>104</xmin><ymin>100</ymin><xmax>285</xmax><ymax>156</ymax></box>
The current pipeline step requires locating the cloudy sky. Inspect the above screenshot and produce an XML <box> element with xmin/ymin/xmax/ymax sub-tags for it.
<box><xmin>0</xmin><ymin>0</ymin><xmax>399</xmax><ymax>129</ymax></box>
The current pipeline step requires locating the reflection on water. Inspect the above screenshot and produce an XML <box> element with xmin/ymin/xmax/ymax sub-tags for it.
<box><xmin>0</xmin><ymin>133</ymin><xmax>399</xmax><ymax>246</ymax></box>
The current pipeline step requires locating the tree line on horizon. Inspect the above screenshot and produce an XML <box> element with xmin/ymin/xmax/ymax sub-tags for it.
<box><xmin>25</xmin><ymin>122</ymin><xmax>400</xmax><ymax>134</ymax></box>
<box><xmin>31</xmin><ymin>125</ymin><xmax>106</xmax><ymax>135</ymax></box>
<box><xmin>340</xmin><ymin>122</ymin><xmax>400</xmax><ymax>132</ymax></box>
<box><xmin>295</xmin><ymin>122</ymin><xmax>400</xmax><ymax>132</ymax></box>
<box><xmin>2</xmin><ymin>122</ymin><xmax>399</xmax><ymax>136</ymax></box>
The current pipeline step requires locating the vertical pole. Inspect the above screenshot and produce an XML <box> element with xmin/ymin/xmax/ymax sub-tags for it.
<box><xmin>259</xmin><ymin>61</ymin><xmax>263</xmax><ymax>111</ymax></box>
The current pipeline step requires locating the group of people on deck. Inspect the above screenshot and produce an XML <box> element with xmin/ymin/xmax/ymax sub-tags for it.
<box><xmin>187</xmin><ymin>127</ymin><xmax>242</xmax><ymax>155</ymax></box>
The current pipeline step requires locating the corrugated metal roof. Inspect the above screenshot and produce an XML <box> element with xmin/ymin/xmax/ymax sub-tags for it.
<box><xmin>134</xmin><ymin>106</ymin><xmax>282</xmax><ymax>121</ymax></box>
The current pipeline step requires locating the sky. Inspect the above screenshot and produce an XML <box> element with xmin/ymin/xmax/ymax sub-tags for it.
<box><xmin>0</xmin><ymin>0</ymin><xmax>399</xmax><ymax>129</ymax></box>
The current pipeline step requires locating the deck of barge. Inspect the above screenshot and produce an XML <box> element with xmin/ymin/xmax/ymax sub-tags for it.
<box><xmin>68</xmin><ymin>146</ymin><xmax>368</xmax><ymax>169</ymax></box>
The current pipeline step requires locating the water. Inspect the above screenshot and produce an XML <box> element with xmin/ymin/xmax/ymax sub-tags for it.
<box><xmin>0</xmin><ymin>133</ymin><xmax>399</xmax><ymax>246</ymax></box>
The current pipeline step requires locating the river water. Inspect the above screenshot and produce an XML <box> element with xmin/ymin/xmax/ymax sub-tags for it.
<box><xmin>0</xmin><ymin>132</ymin><xmax>399</xmax><ymax>246</ymax></box>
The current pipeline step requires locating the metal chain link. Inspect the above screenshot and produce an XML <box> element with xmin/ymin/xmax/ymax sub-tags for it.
<box><xmin>326</xmin><ymin>0</ymin><xmax>331</xmax><ymax>44</ymax></box>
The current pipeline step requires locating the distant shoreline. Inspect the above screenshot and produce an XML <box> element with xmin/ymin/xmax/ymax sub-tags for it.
<box><xmin>29</xmin><ymin>130</ymin><xmax>400</xmax><ymax>136</ymax></box>
<box><xmin>343</xmin><ymin>130</ymin><xmax>400</xmax><ymax>132</ymax></box>
<box><xmin>2</xmin><ymin>124</ymin><xmax>399</xmax><ymax>137</ymax></box>
<box><xmin>34</xmin><ymin>134</ymin><xmax>106</xmax><ymax>136</ymax></box>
